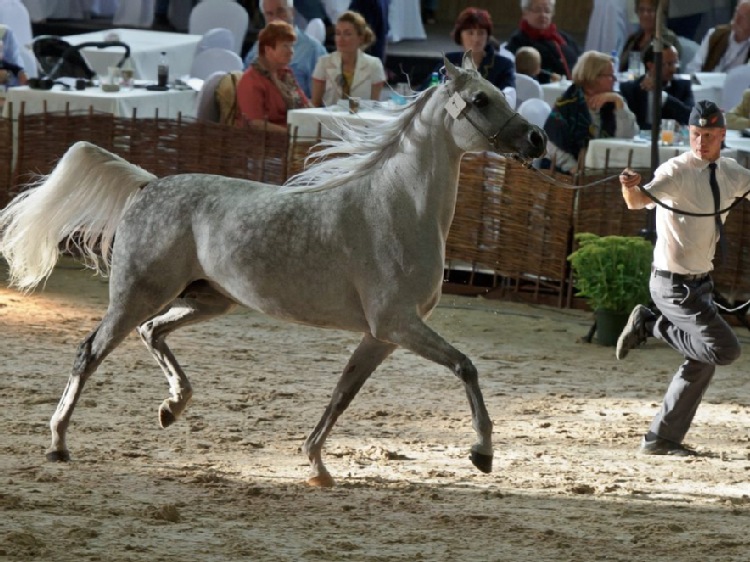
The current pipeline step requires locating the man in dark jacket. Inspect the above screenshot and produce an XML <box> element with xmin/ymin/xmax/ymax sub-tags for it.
<box><xmin>620</xmin><ymin>43</ymin><xmax>694</xmax><ymax>129</ymax></box>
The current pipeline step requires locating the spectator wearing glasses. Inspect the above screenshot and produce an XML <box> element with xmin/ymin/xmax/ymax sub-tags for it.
<box><xmin>506</xmin><ymin>0</ymin><xmax>582</xmax><ymax>80</ymax></box>
<box><xmin>619</xmin><ymin>43</ymin><xmax>693</xmax><ymax>130</ymax></box>
<box><xmin>310</xmin><ymin>10</ymin><xmax>386</xmax><ymax>107</ymax></box>
<box><xmin>244</xmin><ymin>0</ymin><xmax>327</xmax><ymax>98</ymax></box>
<box><xmin>619</xmin><ymin>0</ymin><xmax>682</xmax><ymax>74</ymax></box>
<box><xmin>542</xmin><ymin>50</ymin><xmax>638</xmax><ymax>174</ymax></box>
<box><xmin>686</xmin><ymin>0</ymin><xmax>750</xmax><ymax>73</ymax></box>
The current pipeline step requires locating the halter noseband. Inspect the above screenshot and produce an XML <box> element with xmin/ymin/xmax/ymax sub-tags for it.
<box><xmin>444</xmin><ymin>91</ymin><xmax>525</xmax><ymax>153</ymax></box>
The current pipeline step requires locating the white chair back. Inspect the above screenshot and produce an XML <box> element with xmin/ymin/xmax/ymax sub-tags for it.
<box><xmin>0</xmin><ymin>0</ymin><xmax>33</xmax><ymax>49</ymax></box>
<box><xmin>305</xmin><ymin>17</ymin><xmax>326</xmax><ymax>45</ymax></box>
<box><xmin>196</xmin><ymin>27</ymin><xmax>235</xmax><ymax>54</ymax></box>
<box><xmin>190</xmin><ymin>47</ymin><xmax>243</xmax><ymax>80</ymax></box>
<box><xmin>20</xmin><ymin>44</ymin><xmax>37</xmax><ymax>78</ymax></box>
<box><xmin>189</xmin><ymin>0</ymin><xmax>249</xmax><ymax>55</ymax></box>
<box><xmin>195</xmin><ymin>70</ymin><xmax>227</xmax><ymax>123</ymax></box>
<box><xmin>518</xmin><ymin>98</ymin><xmax>552</xmax><ymax>128</ymax></box>
<box><xmin>677</xmin><ymin>36</ymin><xmax>699</xmax><ymax>73</ymax></box>
<box><xmin>113</xmin><ymin>0</ymin><xmax>156</xmax><ymax>27</ymax></box>
<box><xmin>722</xmin><ymin>65</ymin><xmax>750</xmax><ymax>111</ymax></box>
<box><xmin>514</xmin><ymin>73</ymin><xmax>543</xmax><ymax>109</ymax></box>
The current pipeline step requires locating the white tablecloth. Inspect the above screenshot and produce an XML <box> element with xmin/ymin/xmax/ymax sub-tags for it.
<box><xmin>63</xmin><ymin>28</ymin><xmax>202</xmax><ymax>82</ymax></box>
<box><xmin>585</xmin><ymin>136</ymin><xmax>737</xmax><ymax>169</ymax></box>
<box><xmin>3</xmin><ymin>84</ymin><xmax>197</xmax><ymax>119</ymax></box>
<box><xmin>387</xmin><ymin>0</ymin><xmax>425</xmax><ymax>43</ymax></box>
<box><xmin>288</xmin><ymin>104</ymin><xmax>396</xmax><ymax>139</ymax></box>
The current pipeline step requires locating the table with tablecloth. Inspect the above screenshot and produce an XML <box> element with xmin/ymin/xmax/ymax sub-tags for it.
<box><xmin>62</xmin><ymin>28</ymin><xmax>202</xmax><ymax>82</ymax></box>
<box><xmin>3</xmin><ymin>83</ymin><xmax>197</xmax><ymax>119</ymax></box>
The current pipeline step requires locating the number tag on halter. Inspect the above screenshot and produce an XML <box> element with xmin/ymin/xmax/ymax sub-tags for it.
<box><xmin>445</xmin><ymin>93</ymin><xmax>468</xmax><ymax>119</ymax></box>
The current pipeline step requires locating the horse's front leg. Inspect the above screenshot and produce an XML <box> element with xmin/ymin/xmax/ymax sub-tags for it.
<box><xmin>303</xmin><ymin>334</ymin><xmax>396</xmax><ymax>487</ymax></box>
<box><xmin>374</xmin><ymin>317</ymin><xmax>493</xmax><ymax>474</ymax></box>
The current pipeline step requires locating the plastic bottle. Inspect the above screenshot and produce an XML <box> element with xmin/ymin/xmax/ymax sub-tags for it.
<box><xmin>157</xmin><ymin>51</ymin><xmax>169</xmax><ymax>88</ymax></box>
<box><xmin>430</xmin><ymin>71</ymin><xmax>440</xmax><ymax>87</ymax></box>
<box><xmin>610</xmin><ymin>50</ymin><xmax>619</xmax><ymax>76</ymax></box>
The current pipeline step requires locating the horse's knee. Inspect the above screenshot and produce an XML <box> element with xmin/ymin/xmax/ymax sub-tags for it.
<box><xmin>137</xmin><ymin>321</ymin><xmax>156</xmax><ymax>347</ymax></box>
<box><xmin>454</xmin><ymin>356</ymin><xmax>478</xmax><ymax>383</ymax></box>
<box><xmin>715</xmin><ymin>339</ymin><xmax>741</xmax><ymax>366</ymax></box>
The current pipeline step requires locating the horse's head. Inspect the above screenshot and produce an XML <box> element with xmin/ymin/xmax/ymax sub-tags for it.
<box><xmin>440</xmin><ymin>52</ymin><xmax>547</xmax><ymax>161</ymax></box>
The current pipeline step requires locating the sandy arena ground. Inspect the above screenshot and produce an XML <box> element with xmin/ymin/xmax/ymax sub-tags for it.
<box><xmin>2</xmin><ymin>257</ymin><xmax>750</xmax><ymax>562</ymax></box>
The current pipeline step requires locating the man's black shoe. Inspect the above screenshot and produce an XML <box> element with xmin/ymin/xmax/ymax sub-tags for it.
<box><xmin>639</xmin><ymin>436</ymin><xmax>697</xmax><ymax>457</ymax></box>
<box><xmin>616</xmin><ymin>304</ymin><xmax>651</xmax><ymax>360</ymax></box>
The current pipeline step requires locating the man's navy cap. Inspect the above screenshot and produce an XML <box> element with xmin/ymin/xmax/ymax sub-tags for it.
<box><xmin>688</xmin><ymin>100</ymin><xmax>725</xmax><ymax>128</ymax></box>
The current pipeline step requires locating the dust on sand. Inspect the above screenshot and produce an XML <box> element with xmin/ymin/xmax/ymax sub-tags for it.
<box><xmin>2</xmin><ymin>258</ymin><xmax>750</xmax><ymax>561</ymax></box>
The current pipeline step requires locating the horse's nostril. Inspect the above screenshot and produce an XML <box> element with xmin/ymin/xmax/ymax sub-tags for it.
<box><xmin>528</xmin><ymin>128</ymin><xmax>547</xmax><ymax>156</ymax></box>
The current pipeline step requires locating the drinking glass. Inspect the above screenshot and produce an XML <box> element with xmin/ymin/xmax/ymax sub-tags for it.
<box><xmin>661</xmin><ymin>119</ymin><xmax>676</xmax><ymax>145</ymax></box>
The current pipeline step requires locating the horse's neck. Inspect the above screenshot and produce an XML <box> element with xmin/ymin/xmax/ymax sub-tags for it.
<box><xmin>387</xmin><ymin>91</ymin><xmax>464</xmax><ymax>232</ymax></box>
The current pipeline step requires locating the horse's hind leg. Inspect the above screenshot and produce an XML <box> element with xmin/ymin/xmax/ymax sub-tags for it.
<box><xmin>373</xmin><ymin>317</ymin><xmax>494</xmax><ymax>474</ymax></box>
<box><xmin>303</xmin><ymin>334</ymin><xmax>396</xmax><ymax>487</ymax></box>
<box><xmin>136</xmin><ymin>281</ymin><xmax>236</xmax><ymax>428</ymax></box>
<box><xmin>47</xmin><ymin>310</ymin><xmax>148</xmax><ymax>462</ymax></box>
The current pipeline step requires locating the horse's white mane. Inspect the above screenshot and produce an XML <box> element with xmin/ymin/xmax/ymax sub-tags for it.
<box><xmin>281</xmin><ymin>88</ymin><xmax>439</xmax><ymax>193</ymax></box>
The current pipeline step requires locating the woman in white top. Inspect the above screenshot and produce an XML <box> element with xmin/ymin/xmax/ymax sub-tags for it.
<box><xmin>311</xmin><ymin>10</ymin><xmax>386</xmax><ymax>107</ymax></box>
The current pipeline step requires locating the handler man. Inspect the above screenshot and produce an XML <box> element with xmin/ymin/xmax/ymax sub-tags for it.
<box><xmin>617</xmin><ymin>100</ymin><xmax>748</xmax><ymax>456</ymax></box>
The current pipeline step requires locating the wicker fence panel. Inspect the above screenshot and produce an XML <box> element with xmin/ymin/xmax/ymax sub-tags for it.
<box><xmin>712</xmin><ymin>202</ymin><xmax>750</xmax><ymax>300</ymax></box>
<box><xmin>0</xmin><ymin>116</ymin><xmax>12</xmax><ymax>208</ymax></box>
<box><xmin>446</xmin><ymin>154</ymin><xmax>576</xmax><ymax>304</ymax></box>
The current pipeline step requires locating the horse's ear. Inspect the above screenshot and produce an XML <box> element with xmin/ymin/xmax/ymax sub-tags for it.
<box><xmin>444</xmin><ymin>56</ymin><xmax>460</xmax><ymax>81</ymax></box>
<box><xmin>462</xmin><ymin>50</ymin><xmax>477</xmax><ymax>71</ymax></box>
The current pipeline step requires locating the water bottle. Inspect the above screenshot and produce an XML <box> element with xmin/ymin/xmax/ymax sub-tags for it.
<box><xmin>157</xmin><ymin>51</ymin><xmax>169</xmax><ymax>88</ymax></box>
<box><xmin>430</xmin><ymin>71</ymin><xmax>440</xmax><ymax>87</ymax></box>
<box><xmin>610</xmin><ymin>50</ymin><xmax>619</xmax><ymax>75</ymax></box>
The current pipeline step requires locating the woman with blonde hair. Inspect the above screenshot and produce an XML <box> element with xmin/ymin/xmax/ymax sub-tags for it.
<box><xmin>311</xmin><ymin>10</ymin><xmax>386</xmax><ymax>107</ymax></box>
<box><xmin>236</xmin><ymin>20</ymin><xmax>310</xmax><ymax>132</ymax></box>
<box><xmin>543</xmin><ymin>50</ymin><xmax>638</xmax><ymax>173</ymax></box>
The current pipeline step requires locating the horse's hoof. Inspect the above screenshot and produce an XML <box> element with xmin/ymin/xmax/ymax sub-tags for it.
<box><xmin>470</xmin><ymin>451</ymin><xmax>493</xmax><ymax>474</ymax></box>
<box><xmin>46</xmin><ymin>449</ymin><xmax>71</xmax><ymax>462</ymax></box>
<box><xmin>307</xmin><ymin>474</ymin><xmax>335</xmax><ymax>487</ymax></box>
<box><xmin>159</xmin><ymin>406</ymin><xmax>176</xmax><ymax>428</ymax></box>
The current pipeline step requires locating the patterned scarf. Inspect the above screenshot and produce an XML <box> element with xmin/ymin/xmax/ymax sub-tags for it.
<box><xmin>251</xmin><ymin>57</ymin><xmax>308</xmax><ymax>110</ymax></box>
<box><xmin>520</xmin><ymin>19</ymin><xmax>571</xmax><ymax>78</ymax></box>
<box><xmin>543</xmin><ymin>83</ymin><xmax>616</xmax><ymax>160</ymax></box>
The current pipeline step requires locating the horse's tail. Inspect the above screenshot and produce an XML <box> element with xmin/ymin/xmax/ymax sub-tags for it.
<box><xmin>0</xmin><ymin>141</ymin><xmax>156</xmax><ymax>291</ymax></box>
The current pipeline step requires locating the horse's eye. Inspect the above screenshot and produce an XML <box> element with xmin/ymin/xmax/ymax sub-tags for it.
<box><xmin>472</xmin><ymin>91</ymin><xmax>489</xmax><ymax>108</ymax></box>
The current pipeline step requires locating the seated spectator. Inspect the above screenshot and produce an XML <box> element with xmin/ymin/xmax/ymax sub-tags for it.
<box><xmin>244</xmin><ymin>0</ymin><xmax>327</xmax><ymax>98</ymax></box>
<box><xmin>620</xmin><ymin>0</ymin><xmax>682</xmax><ymax>73</ymax></box>
<box><xmin>619</xmin><ymin>43</ymin><xmax>693</xmax><ymax>129</ymax></box>
<box><xmin>349</xmin><ymin>0</ymin><xmax>389</xmax><ymax>63</ymax></box>
<box><xmin>0</xmin><ymin>26</ymin><xmax>28</xmax><ymax>89</ymax></box>
<box><xmin>236</xmin><ymin>21</ymin><xmax>310</xmax><ymax>132</ymax></box>
<box><xmin>515</xmin><ymin>45</ymin><xmax>561</xmax><ymax>84</ymax></box>
<box><xmin>686</xmin><ymin>0</ymin><xmax>750</xmax><ymax>73</ymax></box>
<box><xmin>543</xmin><ymin>50</ymin><xmax>639</xmax><ymax>173</ymax></box>
<box><xmin>428</xmin><ymin>7</ymin><xmax>515</xmax><ymax>95</ymax></box>
<box><xmin>506</xmin><ymin>0</ymin><xmax>581</xmax><ymax>80</ymax></box>
<box><xmin>726</xmin><ymin>88</ymin><xmax>750</xmax><ymax>130</ymax></box>
<box><xmin>311</xmin><ymin>10</ymin><xmax>386</xmax><ymax>107</ymax></box>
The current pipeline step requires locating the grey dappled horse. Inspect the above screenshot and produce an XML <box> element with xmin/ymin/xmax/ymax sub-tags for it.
<box><xmin>0</xmin><ymin>54</ymin><xmax>546</xmax><ymax>486</ymax></box>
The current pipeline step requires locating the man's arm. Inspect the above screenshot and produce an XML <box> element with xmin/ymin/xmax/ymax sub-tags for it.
<box><xmin>620</xmin><ymin>169</ymin><xmax>652</xmax><ymax>209</ymax></box>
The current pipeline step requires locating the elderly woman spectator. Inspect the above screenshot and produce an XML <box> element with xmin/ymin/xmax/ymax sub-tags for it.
<box><xmin>543</xmin><ymin>50</ymin><xmax>639</xmax><ymax>173</ymax></box>
<box><xmin>311</xmin><ymin>10</ymin><xmax>386</xmax><ymax>107</ymax></box>
<box><xmin>619</xmin><ymin>0</ymin><xmax>681</xmax><ymax>73</ymax></box>
<box><xmin>506</xmin><ymin>0</ymin><xmax>581</xmax><ymax>80</ymax></box>
<box><xmin>726</xmin><ymin>88</ymin><xmax>750</xmax><ymax>130</ymax></box>
<box><xmin>236</xmin><ymin>21</ymin><xmax>310</xmax><ymax>132</ymax></box>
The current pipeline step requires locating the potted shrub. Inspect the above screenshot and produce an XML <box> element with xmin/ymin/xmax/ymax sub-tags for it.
<box><xmin>568</xmin><ymin>233</ymin><xmax>653</xmax><ymax>346</ymax></box>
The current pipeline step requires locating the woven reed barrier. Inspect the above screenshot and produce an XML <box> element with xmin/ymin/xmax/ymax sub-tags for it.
<box><xmin>0</xmin><ymin>116</ymin><xmax>13</xmax><ymax>209</ymax></box>
<box><xmin>9</xmin><ymin>108</ymin><xmax>291</xmax><ymax>192</ymax></box>
<box><xmin>445</xmin><ymin>154</ymin><xmax>576</xmax><ymax>305</ymax></box>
